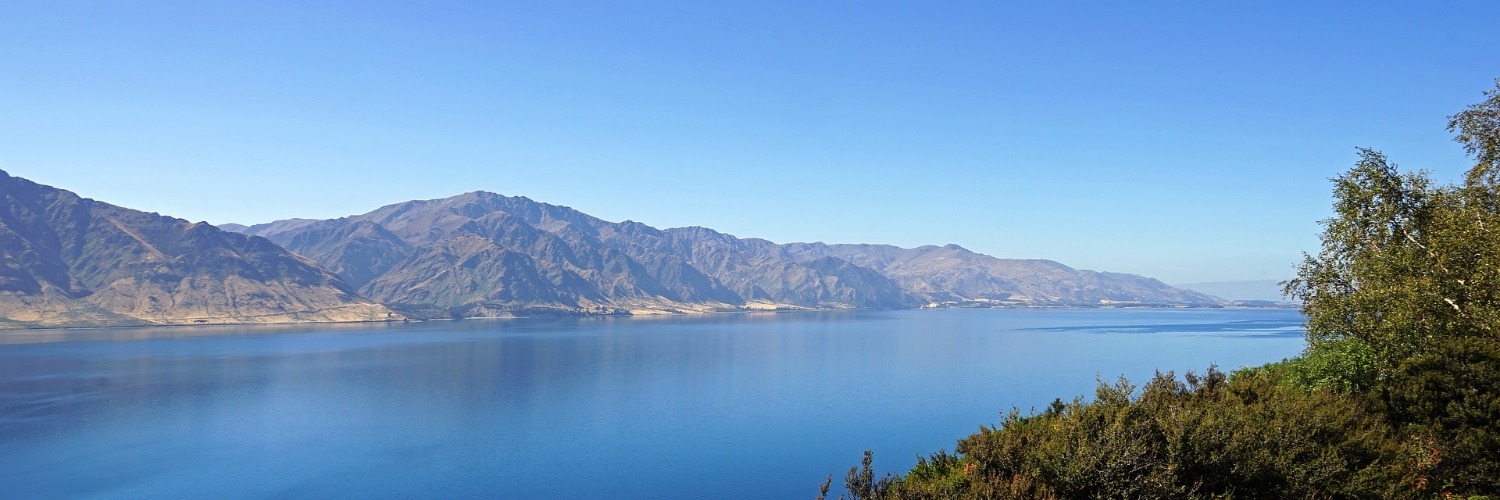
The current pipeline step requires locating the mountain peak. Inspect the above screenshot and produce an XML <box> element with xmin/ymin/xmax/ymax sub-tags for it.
<box><xmin>3</xmin><ymin>175</ymin><xmax>1222</xmax><ymax>327</ymax></box>
<box><xmin>0</xmin><ymin>172</ymin><xmax>398</xmax><ymax>328</ymax></box>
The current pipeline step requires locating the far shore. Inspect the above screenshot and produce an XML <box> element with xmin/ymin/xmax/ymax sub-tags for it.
<box><xmin>0</xmin><ymin>301</ymin><xmax>1300</xmax><ymax>333</ymax></box>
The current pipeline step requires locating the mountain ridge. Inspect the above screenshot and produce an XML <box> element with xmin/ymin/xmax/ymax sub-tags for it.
<box><xmin>229</xmin><ymin>190</ymin><xmax>1219</xmax><ymax>318</ymax></box>
<box><xmin>0</xmin><ymin>170</ymin><xmax>398</xmax><ymax>328</ymax></box>
<box><xmin>0</xmin><ymin>169</ymin><xmax>1221</xmax><ymax>329</ymax></box>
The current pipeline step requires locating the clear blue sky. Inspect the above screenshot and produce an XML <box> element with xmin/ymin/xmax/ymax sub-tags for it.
<box><xmin>3</xmin><ymin>1</ymin><xmax>1498</xmax><ymax>283</ymax></box>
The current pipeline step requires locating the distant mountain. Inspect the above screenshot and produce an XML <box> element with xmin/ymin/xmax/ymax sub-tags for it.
<box><xmin>217</xmin><ymin>218</ymin><xmax>321</xmax><ymax>238</ymax></box>
<box><xmin>0</xmin><ymin>167</ymin><xmax>1227</xmax><ymax>328</ymax></box>
<box><xmin>236</xmin><ymin>192</ymin><xmax>911</xmax><ymax>317</ymax></box>
<box><xmin>229</xmin><ymin>191</ymin><xmax>1221</xmax><ymax>318</ymax></box>
<box><xmin>783</xmin><ymin>243</ymin><xmax>1220</xmax><ymax>306</ymax></box>
<box><xmin>1175</xmin><ymin>279</ymin><xmax>1291</xmax><ymax>303</ymax></box>
<box><xmin>0</xmin><ymin>170</ymin><xmax>397</xmax><ymax>328</ymax></box>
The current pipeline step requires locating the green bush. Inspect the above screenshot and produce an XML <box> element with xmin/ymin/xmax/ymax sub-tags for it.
<box><xmin>1378</xmin><ymin>336</ymin><xmax>1500</xmax><ymax>493</ymax></box>
<box><xmin>874</xmin><ymin>367</ymin><xmax>1407</xmax><ymax>499</ymax></box>
<box><xmin>1276</xmin><ymin>337</ymin><xmax>1379</xmax><ymax>393</ymax></box>
<box><xmin>828</xmin><ymin>79</ymin><xmax>1500</xmax><ymax>500</ymax></box>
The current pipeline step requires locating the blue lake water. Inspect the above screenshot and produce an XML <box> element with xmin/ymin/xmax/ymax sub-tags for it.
<box><xmin>0</xmin><ymin>308</ymin><xmax>1306</xmax><ymax>499</ymax></box>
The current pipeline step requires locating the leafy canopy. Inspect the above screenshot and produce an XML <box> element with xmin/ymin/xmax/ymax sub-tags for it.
<box><xmin>1286</xmin><ymin>80</ymin><xmax>1500</xmax><ymax>375</ymax></box>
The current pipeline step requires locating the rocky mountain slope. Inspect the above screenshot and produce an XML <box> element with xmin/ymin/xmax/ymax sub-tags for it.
<box><xmin>0</xmin><ymin>168</ymin><xmax>1222</xmax><ymax>328</ymax></box>
<box><xmin>232</xmin><ymin>191</ymin><xmax>1220</xmax><ymax>317</ymax></box>
<box><xmin>0</xmin><ymin>170</ymin><xmax>397</xmax><ymax>328</ymax></box>
<box><xmin>236</xmin><ymin>192</ymin><xmax>911</xmax><ymax>317</ymax></box>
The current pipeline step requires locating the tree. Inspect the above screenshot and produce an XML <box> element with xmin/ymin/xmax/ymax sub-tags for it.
<box><xmin>1451</xmin><ymin>79</ymin><xmax>1500</xmax><ymax>192</ymax></box>
<box><xmin>1286</xmin><ymin>80</ymin><xmax>1500</xmax><ymax>376</ymax></box>
<box><xmin>837</xmin><ymin>80</ymin><xmax>1500</xmax><ymax>499</ymax></box>
<box><xmin>1284</xmin><ymin>80</ymin><xmax>1500</xmax><ymax>494</ymax></box>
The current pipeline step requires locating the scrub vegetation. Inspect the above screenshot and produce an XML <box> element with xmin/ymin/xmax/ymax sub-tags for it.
<box><xmin>824</xmin><ymin>81</ymin><xmax>1500</xmax><ymax>498</ymax></box>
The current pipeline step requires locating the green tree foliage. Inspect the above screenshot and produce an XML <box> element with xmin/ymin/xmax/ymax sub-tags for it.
<box><xmin>1274</xmin><ymin>336</ymin><xmax>1379</xmax><ymax>393</ymax></box>
<box><xmin>816</xmin><ymin>450</ymin><xmax>894</xmax><ymax>500</ymax></box>
<box><xmin>1285</xmin><ymin>80</ymin><xmax>1500</xmax><ymax>375</ymax></box>
<box><xmin>1451</xmin><ymin>81</ymin><xmax>1500</xmax><ymax>189</ymax></box>
<box><xmin>877</xmin><ymin>368</ymin><xmax>1407</xmax><ymax>499</ymax></box>
<box><xmin>1279</xmin><ymin>80</ymin><xmax>1500</xmax><ymax>493</ymax></box>
<box><xmin>830</xmin><ymin>81</ymin><xmax>1500</xmax><ymax>498</ymax></box>
<box><xmin>1378</xmin><ymin>337</ymin><xmax>1500</xmax><ymax>492</ymax></box>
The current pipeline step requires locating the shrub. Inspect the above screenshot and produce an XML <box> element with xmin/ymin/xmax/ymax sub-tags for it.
<box><xmin>871</xmin><ymin>367</ymin><xmax>1407</xmax><ymax>499</ymax></box>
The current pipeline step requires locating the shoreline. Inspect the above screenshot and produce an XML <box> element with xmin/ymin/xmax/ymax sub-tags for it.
<box><xmin>0</xmin><ymin>302</ymin><xmax>1300</xmax><ymax>333</ymax></box>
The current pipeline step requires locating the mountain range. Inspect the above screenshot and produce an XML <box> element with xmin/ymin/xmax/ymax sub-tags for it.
<box><xmin>0</xmin><ymin>170</ymin><xmax>1219</xmax><ymax>328</ymax></box>
<box><xmin>1174</xmin><ymin>279</ymin><xmax>1292</xmax><ymax>303</ymax></box>
<box><xmin>0</xmin><ymin>170</ymin><xmax>395</xmax><ymax>328</ymax></box>
<box><xmin>223</xmin><ymin>190</ymin><xmax>1219</xmax><ymax>317</ymax></box>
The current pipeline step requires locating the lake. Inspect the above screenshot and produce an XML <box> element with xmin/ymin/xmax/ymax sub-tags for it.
<box><xmin>0</xmin><ymin>308</ymin><xmax>1305</xmax><ymax>499</ymax></box>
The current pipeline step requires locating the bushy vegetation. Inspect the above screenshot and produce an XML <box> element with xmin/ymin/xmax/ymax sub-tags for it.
<box><xmin>882</xmin><ymin>367</ymin><xmax>1412</xmax><ymax>499</ymax></box>
<box><xmin>824</xmin><ymin>81</ymin><xmax>1500</xmax><ymax>498</ymax></box>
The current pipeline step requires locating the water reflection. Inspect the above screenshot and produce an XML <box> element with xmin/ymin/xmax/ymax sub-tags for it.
<box><xmin>0</xmin><ymin>309</ymin><xmax>1305</xmax><ymax>499</ymax></box>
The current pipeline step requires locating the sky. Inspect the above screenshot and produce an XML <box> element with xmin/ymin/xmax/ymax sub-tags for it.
<box><xmin>3</xmin><ymin>1</ymin><xmax>1499</xmax><ymax>284</ymax></box>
